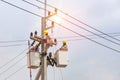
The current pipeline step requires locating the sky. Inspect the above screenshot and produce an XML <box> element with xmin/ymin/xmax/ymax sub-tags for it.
<box><xmin>0</xmin><ymin>0</ymin><xmax>120</xmax><ymax>80</ymax></box>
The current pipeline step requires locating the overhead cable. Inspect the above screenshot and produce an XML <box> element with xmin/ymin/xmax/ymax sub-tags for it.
<box><xmin>1</xmin><ymin>0</ymin><xmax>120</xmax><ymax>53</ymax></box>
<box><xmin>5</xmin><ymin>64</ymin><xmax>27</xmax><ymax>80</ymax></box>
<box><xmin>1</xmin><ymin>0</ymin><xmax>42</xmax><ymax>18</ymax></box>
<box><xmin>66</xmin><ymin>35</ymin><xmax>120</xmax><ymax>42</ymax></box>
<box><xmin>0</xmin><ymin>48</ymin><xmax>27</xmax><ymax>70</ymax></box>
<box><xmin>55</xmin><ymin>22</ymin><xmax>120</xmax><ymax>53</ymax></box>
<box><xmin>0</xmin><ymin>44</ymin><xmax>27</xmax><ymax>47</ymax></box>
<box><xmin>0</xmin><ymin>40</ymin><xmax>28</xmax><ymax>43</ymax></box>
<box><xmin>0</xmin><ymin>55</ymin><xmax>26</xmax><ymax>76</ymax></box>
<box><xmin>56</xmin><ymin>15</ymin><xmax>120</xmax><ymax>46</ymax></box>
<box><xmin>59</xmin><ymin>68</ymin><xmax>64</xmax><ymax>80</ymax></box>
<box><xmin>36</xmin><ymin>0</ymin><xmax>120</xmax><ymax>42</ymax></box>
<box><xmin>56</xmin><ymin>32</ymin><xmax>120</xmax><ymax>39</ymax></box>
<box><xmin>23</xmin><ymin>0</ymin><xmax>120</xmax><ymax>46</ymax></box>
<box><xmin>22</xmin><ymin>0</ymin><xmax>45</xmax><ymax>10</ymax></box>
<box><xmin>0</xmin><ymin>32</ymin><xmax>119</xmax><ymax>43</ymax></box>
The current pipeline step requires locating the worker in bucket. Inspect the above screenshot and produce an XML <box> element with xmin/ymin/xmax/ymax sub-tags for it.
<box><xmin>30</xmin><ymin>41</ymin><xmax>40</xmax><ymax>52</ymax></box>
<box><xmin>34</xmin><ymin>41</ymin><xmax>40</xmax><ymax>51</ymax></box>
<box><xmin>59</xmin><ymin>40</ymin><xmax>68</xmax><ymax>51</ymax></box>
<box><xmin>43</xmin><ymin>30</ymin><xmax>57</xmax><ymax>53</ymax></box>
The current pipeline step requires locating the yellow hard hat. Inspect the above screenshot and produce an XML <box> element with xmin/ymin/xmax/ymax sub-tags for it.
<box><xmin>43</xmin><ymin>30</ymin><xmax>48</xmax><ymax>35</ymax></box>
<box><xmin>62</xmin><ymin>40</ymin><xmax>67</xmax><ymax>44</ymax></box>
<box><xmin>36</xmin><ymin>41</ymin><xmax>39</xmax><ymax>45</ymax></box>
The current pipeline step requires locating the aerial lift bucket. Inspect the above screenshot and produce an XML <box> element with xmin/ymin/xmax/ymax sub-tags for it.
<box><xmin>27</xmin><ymin>51</ymin><xmax>41</xmax><ymax>69</ymax></box>
<box><xmin>54</xmin><ymin>50</ymin><xmax>68</xmax><ymax>67</ymax></box>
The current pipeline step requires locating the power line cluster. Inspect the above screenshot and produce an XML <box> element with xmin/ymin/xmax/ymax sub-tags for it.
<box><xmin>21</xmin><ymin>0</ymin><xmax>120</xmax><ymax>53</ymax></box>
<box><xmin>0</xmin><ymin>0</ymin><xmax>120</xmax><ymax>53</ymax></box>
<box><xmin>0</xmin><ymin>0</ymin><xmax>120</xmax><ymax>79</ymax></box>
<box><xmin>0</xmin><ymin>32</ymin><xmax>120</xmax><ymax>44</ymax></box>
<box><xmin>0</xmin><ymin>39</ymin><xmax>28</xmax><ymax>47</ymax></box>
<box><xmin>0</xmin><ymin>49</ymin><xmax>27</xmax><ymax>79</ymax></box>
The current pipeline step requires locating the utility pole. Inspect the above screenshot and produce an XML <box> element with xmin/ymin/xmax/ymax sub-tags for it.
<box><xmin>41</xmin><ymin>0</ymin><xmax>47</xmax><ymax>80</ymax></box>
<box><xmin>29</xmin><ymin>0</ymin><xmax>57</xmax><ymax>80</ymax></box>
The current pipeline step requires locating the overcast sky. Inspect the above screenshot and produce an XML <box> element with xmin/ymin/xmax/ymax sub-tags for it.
<box><xmin>0</xmin><ymin>0</ymin><xmax>120</xmax><ymax>80</ymax></box>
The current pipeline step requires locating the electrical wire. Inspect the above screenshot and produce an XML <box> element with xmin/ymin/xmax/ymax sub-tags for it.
<box><xmin>23</xmin><ymin>0</ymin><xmax>120</xmax><ymax>46</ymax></box>
<box><xmin>2</xmin><ymin>0</ymin><xmax>120</xmax><ymax>47</ymax></box>
<box><xmin>1</xmin><ymin>0</ymin><xmax>120</xmax><ymax>53</ymax></box>
<box><xmin>36</xmin><ymin>0</ymin><xmax>56</xmax><ymax>10</ymax></box>
<box><xmin>1</xmin><ymin>0</ymin><xmax>42</xmax><ymax>18</ymax></box>
<box><xmin>0</xmin><ymin>55</ymin><xmax>26</xmax><ymax>76</ymax></box>
<box><xmin>0</xmin><ymin>48</ymin><xmax>27</xmax><ymax>70</ymax></box>
<box><xmin>56</xmin><ymin>32</ymin><xmax>120</xmax><ymax>39</ymax></box>
<box><xmin>22</xmin><ymin>0</ymin><xmax>45</xmax><ymax>10</ymax></box>
<box><xmin>0</xmin><ymin>32</ymin><xmax>119</xmax><ymax>44</ymax></box>
<box><xmin>59</xmin><ymin>68</ymin><xmax>64</xmax><ymax>80</ymax></box>
<box><xmin>36</xmin><ymin>0</ymin><xmax>120</xmax><ymax>42</ymax></box>
<box><xmin>28</xmin><ymin>40</ymin><xmax>32</xmax><ymax>80</ymax></box>
<box><xmin>0</xmin><ymin>33</ymin><xmax>118</xmax><ymax>43</ymax></box>
<box><xmin>55</xmin><ymin>22</ymin><xmax>120</xmax><ymax>53</ymax></box>
<box><xmin>0</xmin><ymin>40</ymin><xmax>28</xmax><ymax>43</ymax></box>
<box><xmin>56</xmin><ymin>15</ymin><xmax>120</xmax><ymax>46</ymax></box>
<box><xmin>53</xmin><ymin>67</ymin><xmax>55</xmax><ymax>80</ymax></box>
<box><xmin>0</xmin><ymin>44</ymin><xmax>27</xmax><ymax>47</ymax></box>
<box><xmin>56</xmin><ymin>34</ymin><xmax>120</xmax><ymax>43</ymax></box>
<box><xmin>65</xmin><ymin>35</ymin><xmax>120</xmax><ymax>42</ymax></box>
<box><xmin>61</xmin><ymin>12</ymin><xmax>120</xmax><ymax>42</ymax></box>
<box><xmin>5</xmin><ymin>64</ymin><xmax>27</xmax><ymax>80</ymax></box>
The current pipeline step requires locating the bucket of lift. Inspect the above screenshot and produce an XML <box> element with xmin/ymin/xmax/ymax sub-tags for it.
<box><xmin>54</xmin><ymin>50</ymin><xmax>68</xmax><ymax>67</ymax></box>
<box><xmin>27</xmin><ymin>51</ymin><xmax>41</xmax><ymax>69</ymax></box>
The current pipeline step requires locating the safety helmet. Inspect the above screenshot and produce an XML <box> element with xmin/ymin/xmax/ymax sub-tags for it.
<box><xmin>62</xmin><ymin>40</ymin><xmax>67</xmax><ymax>44</ymax></box>
<box><xmin>36</xmin><ymin>41</ymin><xmax>39</xmax><ymax>45</ymax></box>
<box><xmin>43</xmin><ymin>30</ymin><xmax>48</xmax><ymax>35</ymax></box>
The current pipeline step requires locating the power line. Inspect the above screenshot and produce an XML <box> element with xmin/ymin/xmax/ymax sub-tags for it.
<box><xmin>54</xmin><ymin>34</ymin><xmax>120</xmax><ymax>43</ymax></box>
<box><xmin>0</xmin><ymin>55</ymin><xmax>26</xmax><ymax>76</ymax></box>
<box><xmin>56</xmin><ymin>15</ymin><xmax>120</xmax><ymax>46</ymax></box>
<box><xmin>0</xmin><ymin>44</ymin><xmax>27</xmax><ymax>47</ymax></box>
<box><xmin>62</xmin><ymin>12</ymin><xmax>120</xmax><ymax>42</ymax></box>
<box><xmin>22</xmin><ymin>0</ymin><xmax>120</xmax><ymax>46</ymax></box>
<box><xmin>0</xmin><ymin>33</ymin><xmax>119</xmax><ymax>47</ymax></box>
<box><xmin>55</xmin><ymin>22</ymin><xmax>120</xmax><ymax>53</ymax></box>
<box><xmin>22</xmin><ymin>0</ymin><xmax>45</xmax><ymax>10</ymax></box>
<box><xmin>58</xmin><ymin>35</ymin><xmax>120</xmax><ymax>42</ymax></box>
<box><xmin>0</xmin><ymin>40</ymin><xmax>28</xmax><ymax>43</ymax></box>
<box><xmin>0</xmin><ymin>32</ymin><xmax>119</xmax><ymax>43</ymax></box>
<box><xmin>5</xmin><ymin>64</ymin><xmax>27</xmax><ymax>80</ymax></box>
<box><xmin>0</xmin><ymin>48</ymin><xmax>27</xmax><ymax>70</ymax></box>
<box><xmin>59</xmin><ymin>68</ymin><xmax>64</xmax><ymax>80</ymax></box>
<box><xmin>36</xmin><ymin>0</ymin><xmax>120</xmax><ymax>42</ymax></box>
<box><xmin>56</xmin><ymin>32</ymin><xmax>120</xmax><ymax>39</ymax></box>
<box><xmin>22</xmin><ymin>0</ymin><xmax>49</xmax><ymax>12</ymax></box>
<box><xmin>1</xmin><ymin>0</ymin><xmax>120</xmax><ymax>53</ymax></box>
<box><xmin>1</xmin><ymin>0</ymin><xmax>42</xmax><ymax>18</ymax></box>
<box><xmin>36</xmin><ymin>0</ymin><xmax>56</xmax><ymax>10</ymax></box>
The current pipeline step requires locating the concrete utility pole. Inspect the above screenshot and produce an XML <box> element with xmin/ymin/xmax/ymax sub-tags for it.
<box><xmin>41</xmin><ymin>0</ymin><xmax>47</xmax><ymax>80</ymax></box>
<box><xmin>30</xmin><ymin>0</ymin><xmax>57</xmax><ymax>80</ymax></box>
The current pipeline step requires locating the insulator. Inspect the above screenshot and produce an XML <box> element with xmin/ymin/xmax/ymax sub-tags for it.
<box><xmin>55</xmin><ymin>8</ymin><xmax>57</xmax><ymax>13</ymax></box>
<box><xmin>48</xmin><ymin>11</ymin><xmax>51</xmax><ymax>16</ymax></box>
<box><xmin>52</xmin><ymin>21</ymin><xmax>54</xmax><ymax>26</ymax></box>
<box><xmin>34</xmin><ymin>30</ymin><xmax>37</xmax><ymax>35</ymax></box>
<box><xmin>30</xmin><ymin>32</ymin><xmax>33</xmax><ymax>37</ymax></box>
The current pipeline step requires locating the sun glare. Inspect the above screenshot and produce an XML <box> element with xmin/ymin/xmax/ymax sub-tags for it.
<box><xmin>52</xmin><ymin>15</ymin><xmax>62</xmax><ymax>23</ymax></box>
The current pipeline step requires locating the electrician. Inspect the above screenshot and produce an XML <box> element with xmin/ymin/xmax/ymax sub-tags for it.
<box><xmin>59</xmin><ymin>40</ymin><xmax>68</xmax><ymax>51</ymax></box>
<box><xmin>29</xmin><ymin>41</ymin><xmax>40</xmax><ymax>52</ymax></box>
<box><xmin>43</xmin><ymin>30</ymin><xmax>57</xmax><ymax>53</ymax></box>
